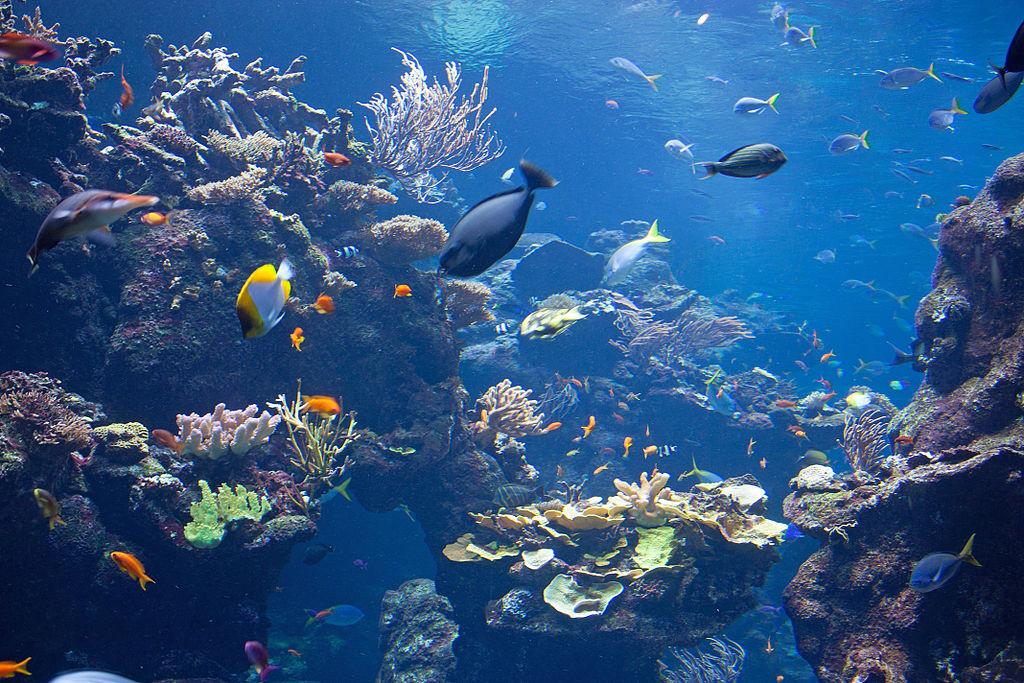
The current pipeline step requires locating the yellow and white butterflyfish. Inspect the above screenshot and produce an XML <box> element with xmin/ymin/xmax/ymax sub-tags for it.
<box><xmin>236</xmin><ymin>258</ymin><xmax>294</xmax><ymax>339</ymax></box>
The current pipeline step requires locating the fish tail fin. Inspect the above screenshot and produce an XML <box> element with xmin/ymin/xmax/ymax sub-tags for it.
<box><xmin>767</xmin><ymin>93</ymin><xmax>780</xmax><ymax>114</ymax></box>
<box><xmin>990</xmin><ymin>61</ymin><xmax>1009</xmax><ymax>91</ymax></box>
<box><xmin>697</xmin><ymin>162</ymin><xmax>718</xmax><ymax>179</ymax></box>
<box><xmin>929</xmin><ymin>237</ymin><xmax>939</xmax><ymax>251</ymax></box>
<box><xmin>926</xmin><ymin>62</ymin><xmax>941</xmax><ymax>82</ymax></box>
<box><xmin>782</xmin><ymin>10</ymin><xmax>790</xmax><ymax>30</ymax></box>
<box><xmin>644</xmin><ymin>219</ymin><xmax>670</xmax><ymax>243</ymax></box>
<box><xmin>866</xmin><ymin>280</ymin><xmax>877</xmax><ymax>290</ymax></box>
<box><xmin>334</xmin><ymin>477</ymin><xmax>352</xmax><ymax>501</ymax></box>
<box><xmin>26</xmin><ymin>250</ymin><xmax>39</xmax><ymax>277</ymax></box>
<box><xmin>859</xmin><ymin>130</ymin><xmax>870</xmax><ymax>149</ymax></box>
<box><xmin>646</xmin><ymin>74</ymin><xmax>662</xmax><ymax>91</ymax></box>
<box><xmin>894</xmin><ymin>294</ymin><xmax>910</xmax><ymax>308</ymax></box>
<box><xmin>867</xmin><ymin>240</ymin><xmax>878</xmax><ymax>249</ymax></box>
<box><xmin>807</xmin><ymin>26</ymin><xmax>817</xmax><ymax>48</ymax></box>
<box><xmin>951</xmin><ymin>97</ymin><xmax>968</xmax><ymax>115</ymax></box>
<box><xmin>681</xmin><ymin>457</ymin><xmax>698</xmax><ymax>478</ymax></box>
<box><xmin>13</xmin><ymin>658</ymin><xmax>30</xmax><ymax>675</ymax></box>
<box><xmin>277</xmin><ymin>258</ymin><xmax>294</xmax><ymax>281</ymax></box>
<box><xmin>959</xmin><ymin>533</ymin><xmax>981</xmax><ymax>566</ymax></box>
<box><xmin>260</xmin><ymin>664</ymin><xmax>281</xmax><ymax>682</ymax></box>
<box><xmin>140</xmin><ymin>574</ymin><xmax>155</xmax><ymax>591</ymax></box>
<box><xmin>520</xmin><ymin>159</ymin><xmax>558</xmax><ymax>190</ymax></box>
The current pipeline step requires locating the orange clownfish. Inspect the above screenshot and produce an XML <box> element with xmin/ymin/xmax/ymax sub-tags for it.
<box><xmin>119</xmin><ymin>65</ymin><xmax>134</xmax><ymax>109</ymax></box>
<box><xmin>323</xmin><ymin>152</ymin><xmax>351</xmax><ymax>167</ymax></box>
<box><xmin>622</xmin><ymin>436</ymin><xmax>633</xmax><ymax>458</ymax></box>
<box><xmin>581</xmin><ymin>415</ymin><xmax>596</xmax><ymax>438</ymax></box>
<box><xmin>820</xmin><ymin>350</ymin><xmax>837</xmax><ymax>363</ymax></box>
<box><xmin>542</xmin><ymin>422</ymin><xmax>562</xmax><ymax>432</ymax></box>
<box><xmin>110</xmin><ymin>551</ymin><xmax>155</xmax><ymax>590</ymax></box>
<box><xmin>593</xmin><ymin>461</ymin><xmax>610</xmax><ymax>475</ymax></box>
<box><xmin>290</xmin><ymin>327</ymin><xmax>305</xmax><ymax>351</ymax></box>
<box><xmin>151</xmin><ymin>428</ymin><xmax>183</xmax><ymax>455</ymax></box>
<box><xmin>301</xmin><ymin>395</ymin><xmax>341</xmax><ymax>416</ymax></box>
<box><xmin>394</xmin><ymin>284</ymin><xmax>412</xmax><ymax>298</ymax></box>
<box><xmin>141</xmin><ymin>211</ymin><xmax>167</xmax><ymax>226</ymax></box>
<box><xmin>0</xmin><ymin>658</ymin><xmax>30</xmax><ymax>678</ymax></box>
<box><xmin>312</xmin><ymin>294</ymin><xmax>335</xmax><ymax>315</ymax></box>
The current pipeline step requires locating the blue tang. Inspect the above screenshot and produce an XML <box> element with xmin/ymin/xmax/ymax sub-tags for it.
<box><xmin>910</xmin><ymin>533</ymin><xmax>980</xmax><ymax>593</ymax></box>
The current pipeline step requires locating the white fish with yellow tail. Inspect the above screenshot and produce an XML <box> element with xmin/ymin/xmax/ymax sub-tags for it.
<box><xmin>27</xmin><ymin>189</ymin><xmax>159</xmax><ymax>275</ymax></box>
<box><xmin>520</xmin><ymin>306</ymin><xmax>588</xmax><ymax>340</ymax></box>
<box><xmin>602</xmin><ymin>220</ymin><xmax>670</xmax><ymax>286</ymax></box>
<box><xmin>236</xmin><ymin>258</ymin><xmax>294</xmax><ymax>339</ymax></box>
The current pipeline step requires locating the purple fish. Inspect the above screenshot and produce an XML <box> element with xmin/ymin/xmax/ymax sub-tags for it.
<box><xmin>245</xmin><ymin>641</ymin><xmax>280</xmax><ymax>682</ymax></box>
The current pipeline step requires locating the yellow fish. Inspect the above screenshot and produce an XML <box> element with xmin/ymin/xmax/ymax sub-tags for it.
<box><xmin>236</xmin><ymin>259</ymin><xmax>294</xmax><ymax>339</ymax></box>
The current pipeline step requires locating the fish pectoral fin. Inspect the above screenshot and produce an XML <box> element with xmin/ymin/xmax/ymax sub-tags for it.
<box><xmin>86</xmin><ymin>227</ymin><xmax>117</xmax><ymax>247</ymax></box>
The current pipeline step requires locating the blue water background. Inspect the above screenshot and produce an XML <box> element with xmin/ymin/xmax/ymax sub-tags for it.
<box><xmin>35</xmin><ymin>0</ymin><xmax>1024</xmax><ymax>679</ymax></box>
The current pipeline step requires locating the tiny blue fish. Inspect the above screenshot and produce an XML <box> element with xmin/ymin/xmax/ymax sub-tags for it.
<box><xmin>910</xmin><ymin>534</ymin><xmax>980</xmax><ymax>592</ymax></box>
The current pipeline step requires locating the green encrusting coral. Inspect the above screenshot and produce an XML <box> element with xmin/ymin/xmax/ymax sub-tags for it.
<box><xmin>183</xmin><ymin>480</ymin><xmax>273</xmax><ymax>549</ymax></box>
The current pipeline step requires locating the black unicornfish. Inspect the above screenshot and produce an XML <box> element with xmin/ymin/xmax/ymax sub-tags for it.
<box><xmin>438</xmin><ymin>160</ymin><xmax>557</xmax><ymax>277</ymax></box>
<box><xmin>991</xmin><ymin>18</ymin><xmax>1024</xmax><ymax>91</ymax></box>
<box><xmin>27</xmin><ymin>189</ymin><xmax>159</xmax><ymax>275</ymax></box>
<box><xmin>974</xmin><ymin>70</ymin><xmax>1024</xmax><ymax>114</ymax></box>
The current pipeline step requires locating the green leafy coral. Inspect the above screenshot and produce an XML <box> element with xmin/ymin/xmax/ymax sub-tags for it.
<box><xmin>183</xmin><ymin>480</ymin><xmax>273</xmax><ymax>549</ymax></box>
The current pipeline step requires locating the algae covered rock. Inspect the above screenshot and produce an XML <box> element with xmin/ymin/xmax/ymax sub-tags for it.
<box><xmin>92</xmin><ymin>422</ymin><xmax>149</xmax><ymax>464</ymax></box>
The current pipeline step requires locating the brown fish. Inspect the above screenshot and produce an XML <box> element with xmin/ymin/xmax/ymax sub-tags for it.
<box><xmin>27</xmin><ymin>190</ymin><xmax>159</xmax><ymax>274</ymax></box>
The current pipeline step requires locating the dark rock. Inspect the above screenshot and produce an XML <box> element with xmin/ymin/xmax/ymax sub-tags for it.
<box><xmin>378</xmin><ymin>578</ymin><xmax>458</xmax><ymax>683</ymax></box>
<box><xmin>510</xmin><ymin>240</ymin><xmax>605</xmax><ymax>299</ymax></box>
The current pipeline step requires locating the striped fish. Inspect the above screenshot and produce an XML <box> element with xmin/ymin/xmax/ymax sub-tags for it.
<box><xmin>335</xmin><ymin>246</ymin><xmax>359</xmax><ymax>258</ymax></box>
<box><xmin>698</xmin><ymin>143</ymin><xmax>787</xmax><ymax>179</ymax></box>
<box><xmin>493</xmin><ymin>483</ymin><xmax>540</xmax><ymax>509</ymax></box>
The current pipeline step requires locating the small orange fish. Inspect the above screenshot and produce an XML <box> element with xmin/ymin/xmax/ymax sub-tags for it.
<box><xmin>0</xmin><ymin>658</ymin><xmax>30</xmax><ymax>678</ymax></box>
<box><xmin>759</xmin><ymin>457</ymin><xmax>767</xmax><ymax>469</ymax></box>
<box><xmin>119</xmin><ymin>65</ymin><xmax>134</xmax><ymax>109</ymax></box>
<box><xmin>787</xmin><ymin>425</ymin><xmax>803</xmax><ymax>433</ymax></box>
<box><xmin>312</xmin><ymin>294</ymin><xmax>335</xmax><ymax>315</ymax></box>
<box><xmin>323</xmin><ymin>152</ymin><xmax>351</xmax><ymax>167</ymax></box>
<box><xmin>593</xmin><ymin>461</ymin><xmax>610</xmax><ymax>475</ymax></box>
<box><xmin>542</xmin><ymin>422</ymin><xmax>562</xmax><ymax>432</ymax></box>
<box><xmin>140</xmin><ymin>211</ymin><xmax>167</xmax><ymax>226</ymax></box>
<box><xmin>611</xmin><ymin>412</ymin><xmax>626</xmax><ymax>424</ymax></box>
<box><xmin>820</xmin><ymin>350</ymin><xmax>837</xmax><ymax>363</ymax></box>
<box><xmin>747</xmin><ymin>438</ymin><xmax>756</xmax><ymax>456</ymax></box>
<box><xmin>708</xmin><ymin>235</ymin><xmax>726</xmax><ymax>245</ymax></box>
<box><xmin>301</xmin><ymin>395</ymin><xmax>340</xmax><ymax>415</ymax></box>
<box><xmin>605</xmin><ymin>99</ymin><xmax>619</xmax><ymax>110</ymax></box>
<box><xmin>290</xmin><ymin>327</ymin><xmax>305</xmax><ymax>351</ymax></box>
<box><xmin>287</xmin><ymin>649</ymin><xmax>303</xmax><ymax>658</ymax></box>
<box><xmin>765</xmin><ymin>637</ymin><xmax>774</xmax><ymax>655</ymax></box>
<box><xmin>33</xmin><ymin>488</ymin><xmax>64</xmax><ymax>530</ymax></box>
<box><xmin>642</xmin><ymin>445</ymin><xmax>657</xmax><ymax>458</ymax></box>
<box><xmin>151</xmin><ymin>428</ymin><xmax>183</xmax><ymax>454</ymax></box>
<box><xmin>793</xmin><ymin>430</ymin><xmax>808</xmax><ymax>440</ymax></box>
<box><xmin>480</xmin><ymin>409</ymin><xmax>489</xmax><ymax>422</ymax></box>
<box><xmin>556</xmin><ymin>464</ymin><xmax>564</xmax><ymax>478</ymax></box>
<box><xmin>568</xmin><ymin>377</ymin><xmax>584</xmax><ymax>389</ymax></box>
<box><xmin>582</xmin><ymin>415</ymin><xmax>596</xmax><ymax>438</ymax></box>
<box><xmin>645</xmin><ymin>424</ymin><xmax>650</xmax><ymax>437</ymax></box>
<box><xmin>811</xmin><ymin>329</ymin><xmax>821</xmax><ymax>349</ymax></box>
<box><xmin>895</xmin><ymin>435</ymin><xmax>914</xmax><ymax>445</ymax></box>
<box><xmin>623</xmin><ymin>436</ymin><xmax>633</xmax><ymax>458</ymax></box>
<box><xmin>777</xmin><ymin>677</ymin><xmax>785</xmax><ymax>683</ymax></box>
<box><xmin>394</xmin><ymin>284</ymin><xmax>412</xmax><ymax>298</ymax></box>
<box><xmin>617</xmin><ymin>401</ymin><xmax>629</xmax><ymax>411</ymax></box>
<box><xmin>774</xmin><ymin>400</ymin><xmax>798</xmax><ymax>408</ymax></box>
<box><xmin>110</xmin><ymin>551</ymin><xmax>155</xmax><ymax>591</ymax></box>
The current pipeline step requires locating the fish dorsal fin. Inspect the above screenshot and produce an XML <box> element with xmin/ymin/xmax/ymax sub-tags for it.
<box><xmin>718</xmin><ymin>145</ymin><xmax>753</xmax><ymax>162</ymax></box>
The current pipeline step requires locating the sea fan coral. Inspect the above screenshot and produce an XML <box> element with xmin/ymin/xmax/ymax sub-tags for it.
<box><xmin>364</xmin><ymin>214</ymin><xmax>449</xmax><ymax>265</ymax></box>
<box><xmin>842</xmin><ymin>409</ymin><xmax>891</xmax><ymax>474</ymax></box>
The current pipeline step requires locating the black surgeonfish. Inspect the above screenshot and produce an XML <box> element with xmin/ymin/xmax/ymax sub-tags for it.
<box><xmin>991</xmin><ymin>18</ymin><xmax>1024</xmax><ymax>91</ymax></box>
<box><xmin>974</xmin><ymin>70</ymin><xmax>1024</xmax><ymax>114</ymax></box>
<box><xmin>27</xmin><ymin>189</ymin><xmax>158</xmax><ymax>275</ymax></box>
<box><xmin>438</xmin><ymin>160</ymin><xmax>557</xmax><ymax>277</ymax></box>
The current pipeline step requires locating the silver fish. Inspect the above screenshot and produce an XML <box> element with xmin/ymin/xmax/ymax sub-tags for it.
<box><xmin>879</xmin><ymin>64</ymin><xmax>941</xmax><ymax>89</ymax></box>
<box><xmin>603</xmin><ymin>220</ymin><xmax>670</xmax><ymax>286</ymax></box>
<box><xmin>733</xmin><ymin>94</ymin><xmax>779</xmax><ymax>115</ymax></box>
<box><xmin>609</xmin><ymin>57</ymin><xmax>661</xmax><ymax>91</ymax></box>
<box><xmin>27</xmin><ymin>189</ymin><xmax>158</xmax><ymax>275</ymax></box>
<box><xmin>828</xmin><ymin>131</ymin><xmax>869</xmax><ymax>154</ymax></box>
<box><xmin>927</xmin><ymin>97</ymin><xmax>967</xmax><ymax>131</ymax></box>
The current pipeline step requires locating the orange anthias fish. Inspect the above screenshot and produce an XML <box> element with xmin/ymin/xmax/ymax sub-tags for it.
<box><xmin>141</xmin><ymin>211</ymin><xmax>167</xmax><ymax>226</ymax></box>
<box><xmin>765</xmin><ymin>637</ymin><xmax>774</xmax><ymax>655</ymax></box>
<box><xmin>33</xmin><ymin>488</ymin><xmax>65</xmax><ymax>530</ymax></box>
<box><xmin>313</xmin><ymin>294</ymin><xmax>335</xmax><ymax>314</ymax></box>
<box><xmin>622</xmin><ymin>436</ymin><xmax>633</xmax><ymax>458</ymax></box>
<box><xmin>820</xmin><ymin>350</ymin><xmax>837</xmax><ymax>363</ymax></box>
<box><xmin>290</xmin><ymin>327</ymin><xmax>305</xmax><ymax>351</ymax></box>
<box><xmin>323</xmin><ymin>152</ymin><xmax>351</xmax><ymax>167</ymax></box>
<box><xmin>774</xmin><ymin>400</ymin><xmax>798</xmax><ymax>408</ymax></box>
<box><xmin>110</xmin><ymin>551</ymin><xmax>155</xmax><ymax>590</ymax></box>
<box><xmin>0</xmin><ymin>32</ymin><xmax>59</xmax><ymax>65</ymax></box>
<box><xmin>556</xmin><ymin>464</ymin><xmax>564</xmax><ymax>478</ymax></box>
<box><xmin>394</xmin><ymin>284</ymin><xmax>412</xmax><ymax>298</ymax></box>
<box><xmin>759</xmin><ymin>457</ymin><xmax>767</xmax><ymax>469</ymax></box>
<box><xmin>811</xmin><ymin>329</ymin><xmax>821</xmax><ymax>349</ymax></box>
<box><xmin>747</xmin><ymin>437</ymin><xmax>756</xmax><ymax>456</ymax></box>
<box><xmin>568</xmin><ymin>377</ymin><xmax>584</xmax><ymax>389</ymax></box>
<box><xmin>119</xmin><ymin>65</ymin><xmax>134</xmax><ymax>109</ymax></box>
<box><xmin>593</xmin><ymin>461</ymin><xmax>610</xmax><ymax>475</ymax></box>
<box><xmin>708</xmin><ymin>235</ymin><xmax>726</xmax><ymax>245</ymax></box>
<box><xmin>287</xmin><ymin>649</ymin><xmax>303</xmax><ymax>658</ymax></box>
<box><xmin>301</xmin><ymin>395</ymin><xmax>340</xmax><ymax>416</ymax></box>
<box><xmin>542</xmin><ymin>422</ymin><xmax>562</xmax><ymax>432</ymax></box>
<box><xmin>0</xmin><ymin>658</ymin><xmax>30</xmax><ymax>678</ymax></box>
<box><xmin>642</xmin><ymin>445</ymin><xmax>657</xmax><ymax>458</ymax></box>
<box><xmin>150</xmin><ymin>428</ymin><xmax>183</xmax><ymax>455</ymax></box>
<box><xmin>581</xmin><ymin>415</ymin><xmax>596</xmax><ymax>438</ymax></box>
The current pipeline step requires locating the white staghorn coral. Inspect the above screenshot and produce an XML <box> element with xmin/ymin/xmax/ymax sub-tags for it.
<box><xmin>612</xmin><ymin>471</ymin><xmax>673</xmax><ymax>527</ymax></box>
<box><xmin>176</xmin><ymin>403</ymin><xmax>280</xmax><ymax>459</ymax></box>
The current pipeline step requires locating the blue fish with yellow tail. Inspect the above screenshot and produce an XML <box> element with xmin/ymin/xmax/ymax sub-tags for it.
<box><xmin>236</xmin><ymin>258</ymin><xmax>294</xmax><ymax>339</ymax></box>
<box><xmin>910</xmin><ymin>533</ymin><xmax>980</xmax><ymax>593</ymax></box>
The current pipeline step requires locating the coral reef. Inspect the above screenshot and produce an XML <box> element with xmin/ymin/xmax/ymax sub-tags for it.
<box><xmin>183</xmin><ymin>479</ymin><xmax>273</xmax><ymax>549</ymax></box>
<box><xmin>363</xmin><ymin>214</ymin><xmax>449</xmax><ymax>265</ymax></box>
<box><xmin>176</xmin><ymin>403</ymin><xmax>280</xmax><ymax>459</ymax></box>
<box><xmin>471</xmin><ymin>379</ymin><xmax>546</xmax><ymax>446</ymax></box>
<box><xmin>441</xmin><ymin>279</ymin><xmax>494</xmax><ymax>330</ymax></box>
<box><xmin>378</xmin><ymin>579</ymin><xmax>459</xmax><ymax>683</ymax></box>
